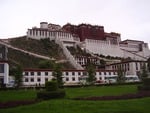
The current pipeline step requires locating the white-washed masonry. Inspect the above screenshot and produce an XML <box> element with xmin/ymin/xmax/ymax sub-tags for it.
<box><xmin>22</xmin><ymin>69</ymin><xmax>118</xmax><ymax>87</ymax></box>
<box><xmin>84</xmin><ymin>39</ymin><xmax>150</xmax><ymax>60</ymax></box>
<box><xmin>27</xmin><ymin>29</ymin><xmax>80</xmax><ymax>47</ymax></box>
<box><xmin>27</xmin><ymin>23</ymin><xmax>150</xmax><ymax>61</ymax></box>
<box><xmin>55</xmin><ymin>38</ymin><xmax>83</xmax><ymax>70</ymax></box>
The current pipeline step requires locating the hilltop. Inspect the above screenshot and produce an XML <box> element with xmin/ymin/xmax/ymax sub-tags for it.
<box><xmin>3</xmin><ymin>36</ymin><xmax>74</xmax><ymax>69</ymax></box>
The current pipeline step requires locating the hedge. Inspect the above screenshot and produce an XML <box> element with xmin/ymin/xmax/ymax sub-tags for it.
<box><xmin>45</xmin><ymin>81</ymin><xmax>58</xmax><ymax>91</ymax></box>
<box><xmin>37</xmin><ymin>89</ymin><xmax>66</xmax><ymax>100</ymax></box>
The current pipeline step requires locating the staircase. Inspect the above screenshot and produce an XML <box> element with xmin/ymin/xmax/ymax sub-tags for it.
<box><xmin>55</xmin><ymin>38</ymin><xmax>83</xmax><ymax>70</ymax></box>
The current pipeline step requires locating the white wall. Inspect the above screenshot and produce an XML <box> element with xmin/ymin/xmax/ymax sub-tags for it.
<box><xmin>0</xmin><ymin>62</ymin><xmax>9</xmax><ymax>84</ymax></box>
<box><xmin>22</xmin><ymin>70</ymin><xmax>118</xmax><ymax>86</ymax></box>
<box><xmin>84</xmin><ymin>39</ymin><xmax>123</xmax><ymax>57</ymax></box>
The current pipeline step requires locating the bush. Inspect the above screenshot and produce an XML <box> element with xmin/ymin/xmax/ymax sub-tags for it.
<box><xmin>138</xmin><ymin>78</ymin><xmax>150</xmax><ymax>91</ymax></box>
<box><xmin>142</xmin><ymin>78</ymin><xmax>150</xmax><ymax>86</ymax></box>
<box><xmin>37</xmin><ymin>80</ymin><xmax>66</xmax><ymax>100</ymax></box>
<box><xmin>45</xmin><ymin>81</ymin><xmax>58</xmax><ymax>91</ymax></box>
<box><xmin>37</xmin><ymin>89</ymin><xmax>66</xmax><ymax>100</ymax></box>
<box><xmin>138</xmin><ymin>85</ymin><xmax>150</xmax><ymax>91</ymax></box>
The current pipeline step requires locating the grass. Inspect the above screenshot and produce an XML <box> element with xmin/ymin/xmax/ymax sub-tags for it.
<box><xmin>0</xmin><ymin>90</ymin><xmax>37</xmax><ymax>102</ymax></box>
<box><xmin>66</xmin><ymin>85</ymin><xmax>137</xmax><ymax>98</ymax></box>
<box><xmin>8</xmin><ymin>37</ymin><xmax>74</xmax><ymax>69</ymax></box>
<box><xmin>8</xmin><ymin>48</ymin><xmax>43</xmax><ymax>68</ymax></box>
<box><xmin>0</xmin><ymin>85</ymin><xmax>150</xmax><ymax>113</ymax></box>
<box><xmin>9</xmin><ymin>37</ymin><xmax>65</xmax><ymax>59</ymax></box>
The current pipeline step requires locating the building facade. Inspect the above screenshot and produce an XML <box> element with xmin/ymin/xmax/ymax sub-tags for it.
<box><xmin>26</xmin><ymin>22</ymin><xmax>150</xmax><ymax>60</ymax></box>
<box><xmin>106</xmin><ymin>60</ymin><xmax>147</xmax><ymax>76</ymax></box>
<box><xmin>22</xmin><ymin>69</ymin><xmax>117</xmax><ymax>87</ymax></box>
<box><xmin>0</xmin><ymin>45</ymin><xmax>9</xmax><ymax>87</ymax></box>
<box><xmin>74</xmin><ymin>56</ymin><xmax>101</xmax><ymax>69</ymax></box>
<box><xmin>27</xmin><ymin>22</ymin><xmax>80</xmax><ymax>47</ymax></box>
<box><xmin>0</xmin><ymin>61</ymin><xmax>9</xmax><ymax>86</ymax></box>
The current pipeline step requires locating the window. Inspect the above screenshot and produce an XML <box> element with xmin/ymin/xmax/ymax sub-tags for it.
<box><xmin>109</xmin><ymin>72</ymin><xmax>111</xmax><ymax>75</ymax></box>
<box><xmin>65</xmin><ymin>72</ymin><xmax>68</xmax><ymax>76</ymax></box>
<box><xmin>112</xmin><ymin>66</ymin><xmax>114</xmax><ymax>70</ymax></box>
<box><xmin>127</xmin><ymin>63</ymin><xmax>130</xmax><ymax>71</ymax></box>
<box><xmin>78</xmin><ymin>72</ymin><xmax>81</xmax><ymax>75</ymax></box>
<box><xmin>113</xmin><ymin>72</ymin><xmax>116</xmax><ymax>75</ymax></box>
<box><xmin>0</xmin><ymin>64</ymin><xmax>4</xmax><ymax>73</ymax></box>
<box><xmin>72</xmin><ymin>72</ymin><xmax>75</xmax><ymax>76</ymax></box>
<box><xmin>72</xmin><ymin>77</ymin><xmax>75</xmax><ymax>81</ymax></box>
<box><xmin>29</xmin><ymin>30</ymin><xmax>32</xmax><ymax>35</ymax></box>
<box><xmin>30</xmin><ymin>78</ymin><xmax>34</xmax><ymax>82</ymax></box>
<box><xmin>40</xmin><ymin>30</ymin><xmax>41</xmax><ymax>36</ymax></box>
<box><xmin>104</xmin><ymin>72</ymin><xmax>106</xmax><ymax>75</ymax></box>
<box><xmin>36</xmin><ymin>30</ymin><xmax>38</xmax><ymax>35</ymax></box>
<box><xmin>99</xmin><ymin>77</ymin><xmax>102</xmax><ymax>80</ymax></box>
<box><xmin>25</xmin><ymin>72</ymin><xmax>28</xmax><ymax>76</ymax></box>
<box><xmin>25</xmin><ymin>78</ymin><xmax>28</xmax><ymax>82</ymax></box>
<box><xmin>32</xmin><ymin>30</ymin><xmax>34</xmax><ymax>35</ymax></box>
<box><xmin>136</xmin><ymin>62</ymin><xmax>138</xmax><ymax>70</ymax></box>
<box><xmin>31</xmin><ymin>72</ymin><xmax>34</xmax><ymax>76</ymax></box>
<box><xmin>66</xmin><ymin>77</ymin><xmax>69</xmax><ymax>81</ymax></box>
<box><xmin>37</xmin><ymin>72</ymin><xmax>41</xmax><ymax>76</ymax></box>
<box><xmin>99</xmin><ymin>72</ymin><xmax>101</xmax><ymax>75</ymax></box>
<box><xmin>37</xmin><ymin>78</ymin><xmax>41</xmax><ymax>82</ymax></box>
<box><xmin>45</xmin><ymin>72</ymin><xmax>48</xmax><ymax>76</ymax></box>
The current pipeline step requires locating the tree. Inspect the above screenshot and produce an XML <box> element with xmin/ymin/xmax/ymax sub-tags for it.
<box><xmin>98</xmin><ymin>59</ymin><xmax>106</xmax><ymax>69</ymax></box>
<box><xmin>147</xmin><ymin>57</ymin><xmax>150</xmax><ymax>72</ymax></box>
<box><xmin>11</xmin><ymin>64</ymin><xmax>23</xmax><ymax>88</ymax></box>
<box><xmin>86</xmin><ymin>63</ymin><xmax>96</xmax><ymax>85</ymax></box>
<box><xmin>141</xmin><ymin>63</ymin><xmax>149</xmax><ymax>79</ymax></box>
<box><xmin>117</xmin><ymin>66</ymin><xmax>125</xmax><ymax>83</ymax></box>
<box><xmin>138</xmin><ymin>63</ymin><xmax>150</xmax><ymax>91</ymax></box>
<box><xmin>52</xmin><ymin>64</ymin><xmax>63</xmax><ymax>88</ymax></box>
<box><xmin>38</xmin><ymin>60</ymin><xmax>55</xmax><ymax>69</ymax></box>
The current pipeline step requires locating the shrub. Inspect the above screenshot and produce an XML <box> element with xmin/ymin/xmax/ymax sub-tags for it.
<box><xmin>37</xmin><ymin>80</ymin><xmax>66</xmax><ymax>100</ymax></box>
<box><xmin>142</xmin><ymin>78</ymin><xmax>150</xmax><ymax>86</ymax></box>
<box><xmin>37</xmin><ymin>89</ymin><xmax>66</xmax><ymax>100</ymax></box>
<box><xmin>45</xmin><ymin>81</ymin><xmax>58</xmax><ymax>91</ymax></box>
<box><xmin>138</xmin><ymin>85</ymin><xmax>150</xmax><ymax>91</ymax></box>
<box><xmin>138</xmin><ymin>78</ymin><xmax>150</xmax><ymax>91</ymax></box>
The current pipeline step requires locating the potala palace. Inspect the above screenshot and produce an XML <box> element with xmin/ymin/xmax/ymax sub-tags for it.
<box><xmin>0</xmin><ymin>22</ymin><xmax>150</xmax><ymax>87</ymax></box>
<box><xmin>27</xmin><ymin>22</ymin><xmax>150</xmax><ymax>61</ymax></box>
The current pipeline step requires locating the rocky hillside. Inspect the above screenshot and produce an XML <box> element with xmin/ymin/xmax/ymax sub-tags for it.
<box><xmin>6</xmin><ymin>36</ymin><xmax>74</xmax><ymax>69</ymax></box>
<box><xmin>9</xmin><ymin>36</ymin><xmax>65</xmax><ymax>60</ymax></box>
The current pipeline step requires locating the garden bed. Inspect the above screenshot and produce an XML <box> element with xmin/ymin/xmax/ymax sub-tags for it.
<box><xmin>74</xmin><ymin>91</ymin><xmax>150</xmax><ymax>101</ymax></box>
<box><xmin>0</xmin><ymin>100</ymin><xmax>39</xmax><ymax>109</ymax></box>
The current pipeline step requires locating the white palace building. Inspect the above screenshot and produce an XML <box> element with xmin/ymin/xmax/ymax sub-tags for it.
<box><xmin>27</xmin><ymin>22</ymin><xmax>150</xmax><ymax>61</ymax></box>
<box><xmin>21</xmin><ymin>60</ymin><xmax>146</xmax><ymax>87</ymax></box>
<box><xmin>15</xmin><ymin>22</ymin><xmax>149</xmax><ymax>87</ymax></box>
<box><xmin>1</xmin><ymin>21</ymin><xmax>149</xmax><ymax>87</ymax></box>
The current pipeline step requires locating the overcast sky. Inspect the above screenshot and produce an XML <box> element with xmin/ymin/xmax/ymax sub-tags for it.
<box><xmin>0</xmin><ymin>0</ymin><xmax>150</xmax><ymax>44</ymax></box>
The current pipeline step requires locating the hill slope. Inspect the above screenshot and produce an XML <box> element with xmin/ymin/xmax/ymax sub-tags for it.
<box><xmin>5</xmin><ymin>36</ymin><xmax>74</xmax><ymax>69</ymax></box>
<box><xmin>9</xmin><ymin>36</ymin><xmax>65</xmax><ymax>60</ymax></box>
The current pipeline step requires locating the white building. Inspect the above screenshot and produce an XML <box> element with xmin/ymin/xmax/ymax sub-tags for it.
<box><xmin>22</xmin><ymin>69</ymin><xmax>118</xmax><ymax>87</ymax></box>
<box><xmin>74</xmin><ymin>55</ymin><xmax>101</xmax><ymax>69</ymax></box>
<box><xmin>83</xmin><ymin>39</ymin><xmax>150</xmax><ymax>61</ymax></box>
<box><xmin>27</xmin><ymin>22</ymin><xmax>150</xmax><ymax>61</ymax></box>
<box><xmin>0</xmin><ymin>61</ymin><xmax>9</xmax><ymax>86</ymax></box>
<box><xmin>27</xmin><ymin>22</ymin><xmax>80</xmax><ymax>47</ymax></box>
<box><xmin>106</xmin><ymin>60</ymin><xmax>147</xmax><ymax>76</ymax></box>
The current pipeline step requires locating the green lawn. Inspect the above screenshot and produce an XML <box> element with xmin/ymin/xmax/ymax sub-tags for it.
<box><xmin>0</xmin><ymin>85</ymin><xmax>150</xmax><ymax>113</ymax></box>
<box><xmin>66</xmin><ymin>85</ymin><xmax>137</xmax><ymax>98</ymax></box>
<box><xmin>0</xmin><ymin>90</ymin><xmax>37</xmax><ymax>102</ymax></box>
